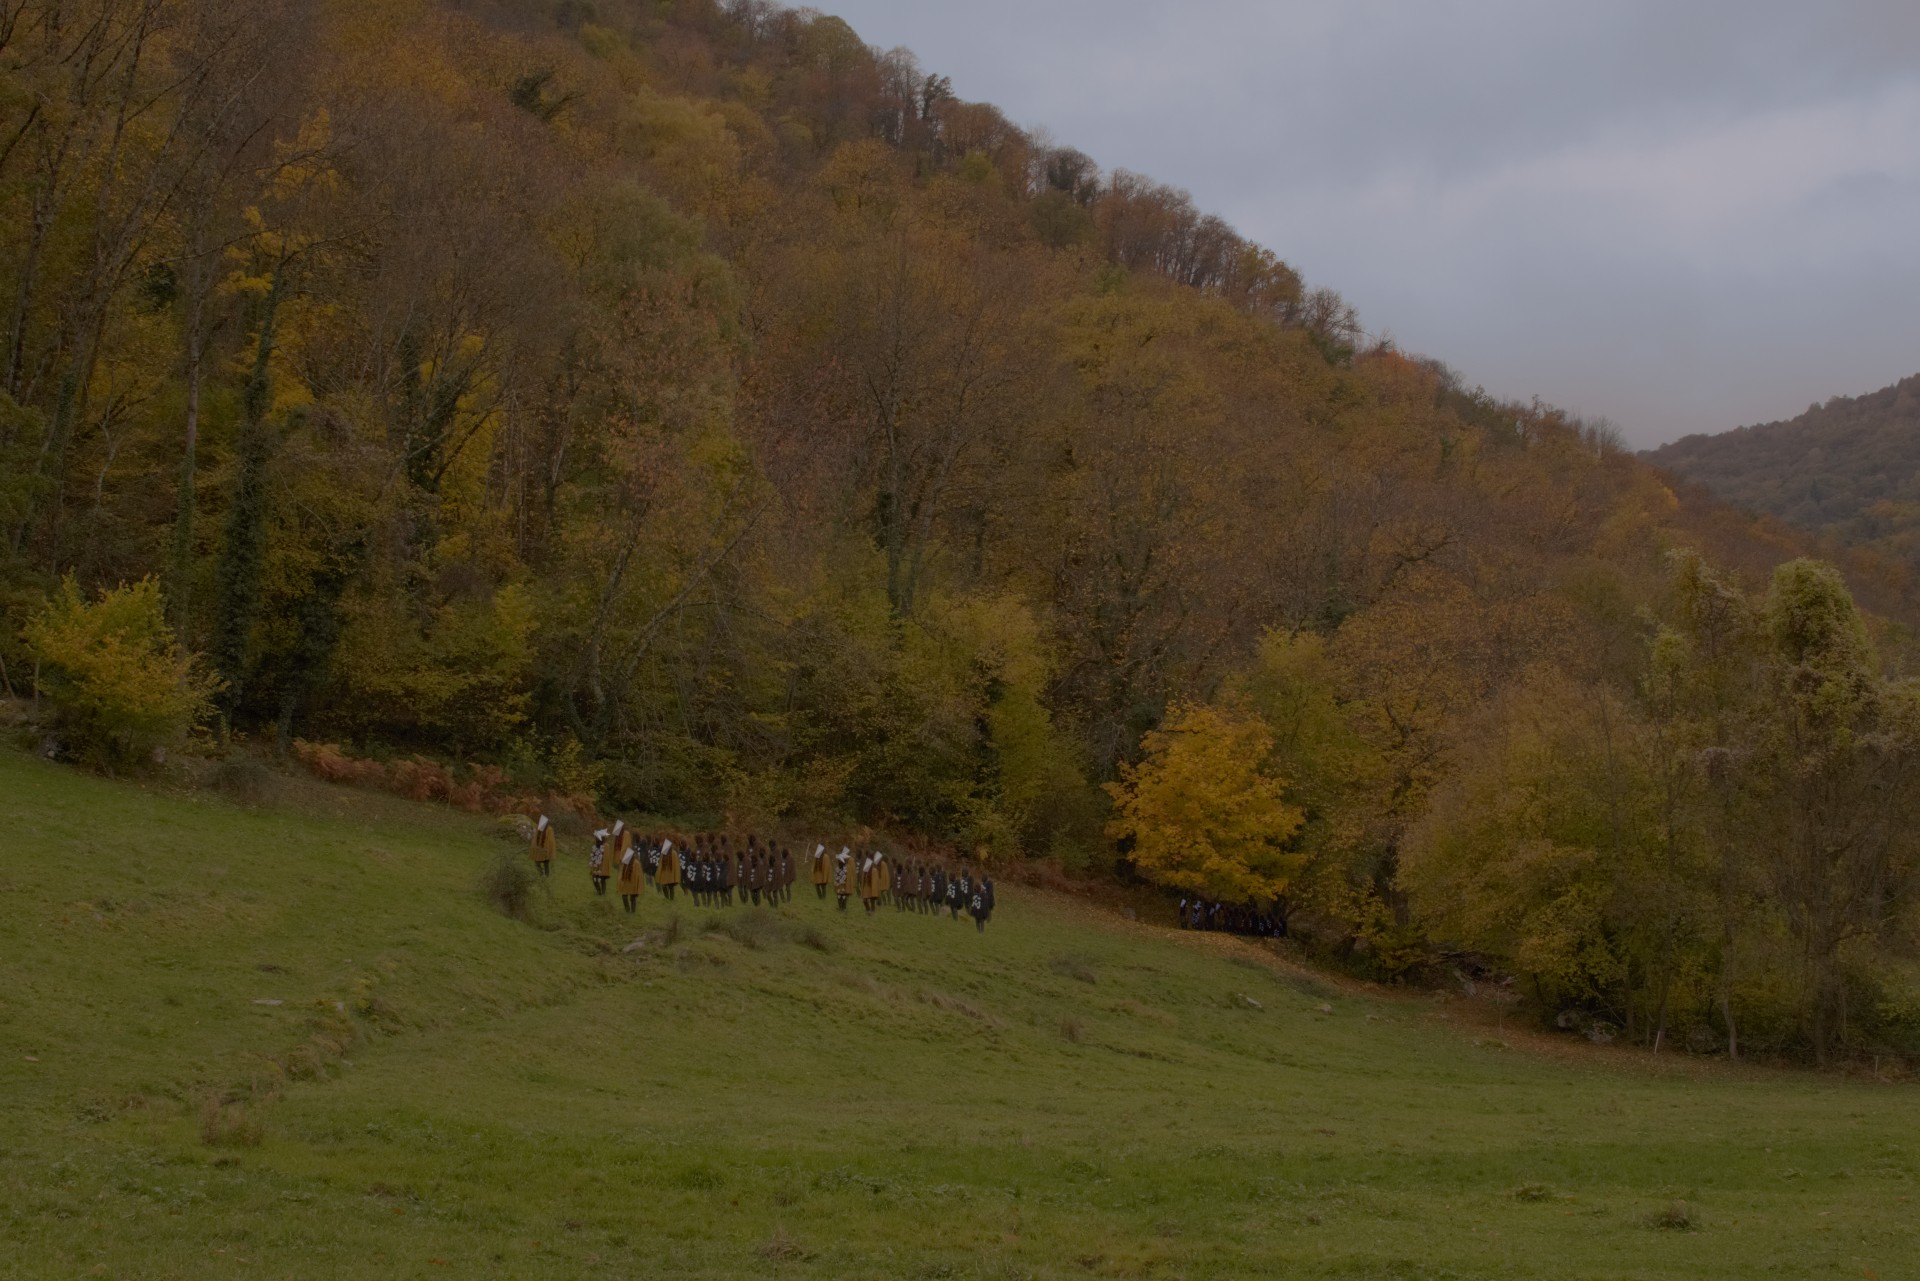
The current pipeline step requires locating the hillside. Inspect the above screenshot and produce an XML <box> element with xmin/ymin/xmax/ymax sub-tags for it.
<box><xmin>2</xmin><ymin>749</ymin><xmax>1916</xmax><ymax>1279</ymax></box>
<box><xmin>6</xmin><ymin>0</ymin><xmax>1920</xmax><ymax>1066</ymax></box>
<box><xmin>1646</xmin><ymin>373</ymin><xmax>1920</xmax><ymax>563</ymax></box>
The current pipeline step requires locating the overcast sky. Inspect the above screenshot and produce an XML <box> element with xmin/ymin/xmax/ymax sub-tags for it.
<box><xmin>822</xmin><ymin>0</ymin><xmax>1920</xmax><ymax>447</ymax></box>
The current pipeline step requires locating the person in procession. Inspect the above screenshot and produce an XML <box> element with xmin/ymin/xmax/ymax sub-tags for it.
<box><xmin>529</xmin><ymin>814</ymin><xmax>556</xmax><ymax>877</ymax></box>
<box><xmin>656</xmin><ymin>837</ymin><xmax>681</xmax><ymax>900</ymax></box>
<box><xmin>616</xmin><ymin>833</ymin><xmax>644</xmax><ymax>912</ymax></box>
<box><xmin>833</xmin><ymin>847</ymin><xmax>853</xmax><ymax>911</ymax></box>
<box><xmin>589</xmin><ymin>828</ymin><xmax>610</xmax><ymax>896</ymax></box>
<box><xmin>809</xmin><ymin>843</ymin><xmax>829</xmax><ymax>899</ymax></box>
<box><xmin>606</xmin><ymin>821</ymin><xmax>633</xmax><ymax>890</ymax></box>
<box><xmin>717</xmin><ymin>839</ymin><xmax>736</xmax><ymax>906</ymax></box>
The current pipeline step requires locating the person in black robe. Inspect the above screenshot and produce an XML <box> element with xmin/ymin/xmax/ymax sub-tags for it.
<box><xmin>946</xmin><ymin>869</ymin><xmax>963</xmax><ymax>920</ymax></box>
<box><xmin>589</xmin><ymin>829</ymin><xmax>610</xmax><ymax>896</ymax></box>
<box><xmin>970</xmin><ymin>876</ymin><xmax>990</xmax><ymax>932</ymax></box>
<box><xmin>982</xmin><ymin>875</ymin><xmax>995</xmax><ymax>924</ymax></box>
<box><xmin>832</xmin><ymin>847</ymin><xmax>853</xmax><ymax>911</ymax></box>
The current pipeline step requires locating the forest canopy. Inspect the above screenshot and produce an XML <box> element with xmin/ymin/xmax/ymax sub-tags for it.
<box><xmin>3</xmin><ymin>0</ymin><xmax>1918</xmax><ymax>1064</ymax></box>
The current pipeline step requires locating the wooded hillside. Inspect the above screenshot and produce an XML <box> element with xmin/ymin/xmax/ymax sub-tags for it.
<box><xmin>4</xmin><ymin>0</ymin><xmax>1919</xmax><ymax>1064</ymax></box>
<box><xmin>1646</xmin><ymin>372</ymin><xmax>1920</xmax><ymax>568</ymax></box>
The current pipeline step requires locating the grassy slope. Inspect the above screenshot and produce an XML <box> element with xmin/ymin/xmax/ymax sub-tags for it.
<box><xmin>1</xmin><ymin>749</ymin><xmax>1915</xmax><ymax>1280</ymax></box>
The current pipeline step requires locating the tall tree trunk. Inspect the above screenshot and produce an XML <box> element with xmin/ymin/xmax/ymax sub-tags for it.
<box><xmin>169</xmin><ymin>263</ymin><xmax>208</xmax><ymax>630</ymax></box>
<box><xmin>210</xmin><ymin>265</ymin><xmax>287</xmax><ymax>722</ymax></box>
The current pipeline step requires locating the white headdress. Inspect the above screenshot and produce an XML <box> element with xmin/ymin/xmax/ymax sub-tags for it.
<box><xmin>536</xmin><ymin>815</ymin><xmax>549</xmax><ymax>832</ymax></box>
<box><xmin>610</xmin><ymin>820</ymin><xmax>625</xmax><ymax>838</ymax></box>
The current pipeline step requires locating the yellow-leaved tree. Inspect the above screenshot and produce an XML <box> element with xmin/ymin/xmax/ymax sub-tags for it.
<box><xmin>1106</xmin><ymin>702</ymin><xmax>1306</xmax><ymax>901</ymax></box>
<box><xmin>25</xmin><ymin>578</ymin><xmax>221</xmax><ymax>771</ymax></box>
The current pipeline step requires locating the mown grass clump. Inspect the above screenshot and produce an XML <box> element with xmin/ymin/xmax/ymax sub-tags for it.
<box><xmin>1049</xmin><ymin>952</ymin><xmax>1098</xmax><ymax>984</ymax></box>
<box><xmin>479</xmin><ymin>847</ymin><xmax>536</xmax><ymax>920</ymax></box>
<box><xmin>199</xmin><ymin>1098</ymin><xmax>264</xmax><ymax>1148</ymax></box>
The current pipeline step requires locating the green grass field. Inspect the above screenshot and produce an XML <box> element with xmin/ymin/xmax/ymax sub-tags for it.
<box><xmin>1</xmin><ymin>747</ymin><xmax>1915</xmax><ymax>1280</ymax></box>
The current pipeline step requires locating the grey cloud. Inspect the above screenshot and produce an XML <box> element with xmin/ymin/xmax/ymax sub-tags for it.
<box><xmin>826</xmin><ymin>1</ymin><xmax>1920</xmax><ymax>444</ymax></box>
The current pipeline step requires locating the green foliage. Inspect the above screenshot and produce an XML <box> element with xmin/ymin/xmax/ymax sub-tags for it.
<box><xmin>23</xmin><ymin>577</ymin><xmax>219</xmax><ymax>769</ymax></box>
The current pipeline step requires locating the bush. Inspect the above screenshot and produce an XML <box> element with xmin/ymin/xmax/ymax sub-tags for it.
<box><xmin>23</xmin><ymin>576</ymin><xmax>219</xmax><ymax>771</ymax></box>
<box><xmin>211</xmin><ymin>757</ymin><xmax>275</xmax><ymax>805</ymax></box>
<box><xmin>479</xmin><ymin>848</ymin><xmax>536</xmax><ymax>920</ymax></box>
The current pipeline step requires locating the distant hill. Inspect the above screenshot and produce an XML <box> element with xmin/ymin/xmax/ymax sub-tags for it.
<box><xmin>1645</xmin><ymin>373</ymin><xmax>1920</xmax><ymax>563</ymax></box>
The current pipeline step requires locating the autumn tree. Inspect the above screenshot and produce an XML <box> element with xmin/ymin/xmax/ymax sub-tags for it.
<box><xmin>1106</xmin><ymin>702</ymin><xmax>1305</xmax><ymax>902</ymax></box>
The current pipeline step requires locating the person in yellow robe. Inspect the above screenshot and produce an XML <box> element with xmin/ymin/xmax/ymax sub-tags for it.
<box><xmin>810</xmin><ymin>843</ymin><xmax>829</xmax><ymax>899</ymax></box>
<box><xmin>616</xmin><ymin>833</ymin><xmax>645</xmax><ymax>913</ymax></box>
<box><xmin>530</xmin><ymin>815</ymin><xmax>557</xmax><ymax>877</ymax></box>
<box><xmin>656</xmin><ymin>838</ymin><xmax>681</xmax><ymax>900</ymax></box>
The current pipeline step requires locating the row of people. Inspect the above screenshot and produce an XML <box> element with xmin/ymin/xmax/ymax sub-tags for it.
<box><xmin>1176</xmin><ymin>896</ymin><xmax>1286</xmax><ymax>938</ymax></box>
<box><xmin>586</xmin><ymin>825</ymin><xmax>801</xmax><ymax>913</ymax></box>
<box><xmin>530</xmin><ymin>818</ymin><xmax>997</xmax><ymax>930</ymax></box>
<box><xmin>829</xmin><ymin>848</ymin><xmax>996</xmax><ymax>932</ymax></box>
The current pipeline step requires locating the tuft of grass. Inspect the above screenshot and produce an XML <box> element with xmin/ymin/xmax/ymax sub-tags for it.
<box><xmin>756</xmin><ymin>1228</ymin><xmax>812</xmax><ymax>1262</ymax></box>
<box><xmin>916</xmin><ymin>989</ymin><xmax>996</xmax><ymax>1023</ymax></box>
<box><xmin>672</xmin><ymin>1164</ymin><xmax>724</xmax><ymax>1191</ymax></box>
<box><xmin>1510</xmin><ymin>1182</ymin><xmax>1554</xmax><ymax>1202</ymax></box>
<box><xmin>1651</xmin><ymin>1200</ymin><xmax>1698</xmax><ymax>1230</ymax></box>
<box><xmin>1060</xmin><ymin>1016</ymin><xmax>1085</xmax><ymax>1043</ymax></box>
<box><xmin>199</xmin><ymin>1098</ymin><xmax>264</xmax><ymax>1149</ymax></box>
<box><xmin>1049</xmin><ymin>952</ymin><xmax>1098</xmax><ymax>984</ymax></box>
<box><xmin>479</xmin><ymin>848</ymin><xmax>536</xmax><ymax>920</ymax></box>
<box><xmin>702</xmin><ymin>908</ymin><xmax>791</xmax><ymax>950</ymax></box>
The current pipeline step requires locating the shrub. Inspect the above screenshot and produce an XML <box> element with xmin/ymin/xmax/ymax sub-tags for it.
<box><xmin>211</xmin><ymin>757</ymin><xmax>275</xmax><ymax>805</ymax></box>
<box><xmin>24</xmin><ymin>576</ymin><xmax>219</xmax><ymax>770</ymax></box>
<box><xmin>479</xmin><ymin>848</ymin><xmax>536</xmax><ymax>920</ymax></box>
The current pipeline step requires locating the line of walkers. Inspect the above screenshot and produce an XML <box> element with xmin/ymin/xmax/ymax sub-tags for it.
<box><xmin>1176</xmin><ymin>896</ymin><xmax>1286</xmax><ymax>938</ymax></box>
<box><xmin>527</xmin><ymin>817</ymin><xmax>996</xmax><ymax>931</ymax></box>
